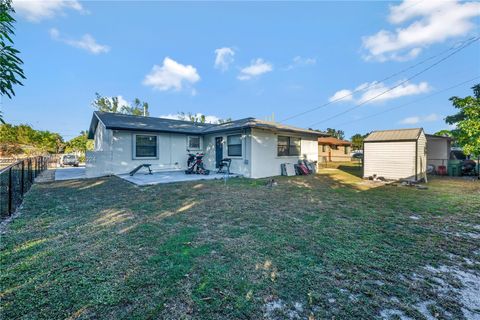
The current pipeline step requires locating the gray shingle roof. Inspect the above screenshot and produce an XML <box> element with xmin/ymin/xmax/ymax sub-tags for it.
<box><xmin>91</xmin><ymin>111</ymin><xmax>213</xmax><ymax>135</ymax></box>
<box><xmin>364</xmin><ymin>128</ymin><xmax>423</xmax><ymax>142</ymax></box>
<box><xmin>88</xmin><ymin>112</ymin><xmax>327</xmax><ymax>138</ymax></box>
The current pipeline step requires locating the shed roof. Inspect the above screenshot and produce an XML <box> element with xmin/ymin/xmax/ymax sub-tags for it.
<box><xmin>425</xmin><ymin>134</ymin><xmax>452</xmax><ymax>141</ymax></box>
<box><xmin>88</xmin><ymin>111</ymin><xmax>328</xmax><ymax>138</ymax></box>
<box><xmin>364</xmin><ymin>128</ymin><xmax>423</xmax><ymax>142</ymax></box>
<box><xmin>318</xmin><ymin>137</ymin><xmax>352</xmax><ymax>146</ymax></box>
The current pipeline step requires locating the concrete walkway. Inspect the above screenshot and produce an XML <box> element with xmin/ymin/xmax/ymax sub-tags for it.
<box><xmin>118</xmin><ymin>170</ymin><xmax>238</xmax><ymax>186</ymax></box>
<box><xmin>55</xmin><ymin>167</ymin><xmax>87</xmax><ymax>181</ymax></box>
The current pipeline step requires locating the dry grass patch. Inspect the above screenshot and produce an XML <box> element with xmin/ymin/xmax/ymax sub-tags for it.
<box><xmin>1</xmin><ymin>164</ymin><xmax>479</xmax><ymax>319</ymax></box>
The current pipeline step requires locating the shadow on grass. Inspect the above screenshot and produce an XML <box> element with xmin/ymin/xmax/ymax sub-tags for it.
<box><xmin>1</xmin><ymin>172</ymin><xmax>479</xmax><ymax>319</ymax></box>
<box><xmin>337</xmin><ymin>164</ymin><xmax>362</xmax><ymax>178</ymax></box>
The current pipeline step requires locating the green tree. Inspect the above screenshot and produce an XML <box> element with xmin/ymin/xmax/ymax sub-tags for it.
<box><xmin>65</xmin><ymin>131</ymin><xmax>93</xmax><ymax>155</ymax></box>
<box><xmin>445</xmin><ymin>84</ymin><xmax>480</xmax><ymax>157</ymax></box>
<box><xmin>92</xmin><ymin>93</ymin><xmax>150</xmax><ymax>116</ymax></box>
<box><xmin>325</xmin><ymin>128</ymin><xmax>345</xmax><ymax>140</ymax></box>
<box><xmin>123</xmin><ymin>98</ymin><xmax>149</xmax><ymax>116</ymax></box>
<box><xmin>0</xmin><ymin>123</ymin><xmax>64</xmax><ymax>155</ymax></box>
<box><xmin>91</xmin><ymin>93</ymin><xmax>126</xmax><ymax>113</ymax></box>
<box><xmin>434</xmin><ymin>129</ymin><xmax>453</xmax><ymax>137</ymax></box>
<box><xmin>0</xmin><ymin>0</ymin><xmax>26</xmax><ymax>123</ymax></box>
<box><xmin>350</xmin><ymin>133</ymin><xmax>368</xmax><ymax>150</ymax></box>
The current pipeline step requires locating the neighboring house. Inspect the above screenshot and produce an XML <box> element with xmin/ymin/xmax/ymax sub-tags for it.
<box><xmin>86</xmin><ymin>112</ymin><xmax>327</xmax><ymax>178</ymax></box>
<box><xmin>363</xmin><ymin>128</ymin><xmax>427</xmax><ymax>181</ymax></box>
<box><xmin>426</xmin><ymin>134</ymin><xmax>452</xmax><ymax>169</ymax></box>
<box><xmin>318</xmin><ymin>137</ymin><xmax>352</xmax><ymax>162</ymax></box>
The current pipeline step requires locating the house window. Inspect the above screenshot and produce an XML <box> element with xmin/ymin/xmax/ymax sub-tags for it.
<box><xmin>188</xmin><ymin>136</ymin><xmax>200</xmax><ymax>149</ymax></box>
<box><xmin>227</xmin><ymin>134</ymin><xmax>242</xmax><ymax>157</ymax></box>
<box><xmin>135</xmin><ymin>135</ymin><xmax>157</xmax><ymax>158</ymax></box>
<box><xmin>344</xmin><ymin>146</ymin><xmax>349</xmax><ymax>154</ymax></box>
<box><xmin>278</xmin><ymin>136</ymin><xmax>301</xmax><ymax>156</ymax></box>
<box><xmin>322</xmin><ymin>145</ymin><xmax>326</xmax><ymax>152</ymax></box>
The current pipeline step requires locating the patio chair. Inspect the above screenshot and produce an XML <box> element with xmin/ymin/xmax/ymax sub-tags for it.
<box><xmin>217</xmin><ymin>158</ymin><xmax>232</xmax><ymax>174</ymax></box>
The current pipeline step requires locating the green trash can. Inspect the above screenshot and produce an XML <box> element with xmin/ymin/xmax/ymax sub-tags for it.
<box><xmin>447</xmin><ymin>160</ymin><xmax>462</xmax><ymax>176</ymax></box>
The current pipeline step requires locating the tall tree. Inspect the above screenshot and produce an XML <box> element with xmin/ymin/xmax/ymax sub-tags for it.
<box><xmin>124</xmin><ymin>98</ymin><xmax>149</xmax><ymax>116</ymax></box>
<box><xmin>0</xmin><ymin>0</ymin><xmax>25</xmax><ymax>123</ymax></box>
<box><xmin>325</xmin><ymin>128</ymin><xmax>345</xmax><ymax>140</ymax></box>
<box><xmin>350</xmin><ymin>133</ymin><xmax>368</xmax><ymax>150</ymax></box>
<box><xmin>174</xmin><ymin>112</ymin><xmax>230</xmax><ymax>124</ymax></box>
<box><xmin>445</xmin><ymin>84</ymin><xmax>480</xmax><ymax>157</ymax></box>
<box><xmin>91</xmin><ymin>93</ymin><xmax>149</xmax><ymax>116</ymax></box>
<box><xmin>0</xmin><ymin>123</ymin><xmax>64</xmax><ymax>155</ymax></box>
<box><xmin>434</xmin><ymin>129</ymin><xmax>453</xmax><ymax>137</ymax></box>
<box><xmin>65</xmin><ymin>131</ymin><xmax>93</xmax><ymax>155</ymax></box>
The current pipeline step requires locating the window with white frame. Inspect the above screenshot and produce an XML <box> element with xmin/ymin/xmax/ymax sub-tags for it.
<box><xmin>277</xmin><ymin>136</ymin><xmax>301</xmax><ymax>156</ymax></box>
<box><xmin>188</xmin><ymin>136</ymin><xmax>201</xmax><ymax>149</ymax></box>
<box><xmin>134</xmin><ymin>135</ymin><xmax>157</xmax><ymax>158</ymax></box>
<box><xmin>227</xmin><ymin>134</ymin><xmax>242</xmax><ymax>157</ymax></box>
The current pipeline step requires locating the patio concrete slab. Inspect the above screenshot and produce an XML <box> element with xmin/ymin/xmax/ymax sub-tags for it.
<box><xmin>55</xmin><ymin>167</ymin><xmax>86</xmax><ymax>181</ymax></box>
<box><xmin>117</xmin><ymin>170</ymin><xmax>238</xmax><ymax>186</ymax></box>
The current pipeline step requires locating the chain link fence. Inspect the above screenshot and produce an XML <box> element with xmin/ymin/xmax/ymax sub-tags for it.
<box><xmin>0</xmin><ymin>156</ymin><xmax>49</xmax><ymax>219</ymax></box>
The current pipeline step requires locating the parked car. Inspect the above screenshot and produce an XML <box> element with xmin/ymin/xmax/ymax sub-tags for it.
<box><xmin>60</xmin><ymin>154</ymin><xmax>79</xmax><ymax>167</ymax></box>
<box><xmin>351</xmin><ymin>152</ymin><xmax>363</xmax><ymax>160</ymax></box>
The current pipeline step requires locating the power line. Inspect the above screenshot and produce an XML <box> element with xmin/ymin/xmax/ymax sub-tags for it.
<box><xmin>307</xmin><ymin>36</ymin><xmax>480</xmax><ymax>128</ymax></box>
<box><xmin>331</xmin><ymin>76</ymin><xmax>480</xmax><ymax>128</ymax></box>
<box><xmin>280</xmin><ymin>35</ymin><xmax>478</xmax><ymax>123</ymax></box>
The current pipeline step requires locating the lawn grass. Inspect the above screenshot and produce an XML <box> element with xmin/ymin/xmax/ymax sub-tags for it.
<box><xmin>1</xmin><ymin>164</ymin><xmax>479</xmax><ymax>319</ymax></box>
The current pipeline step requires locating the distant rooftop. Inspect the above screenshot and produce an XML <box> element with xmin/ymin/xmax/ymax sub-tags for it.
<box><xmin>88</xmin><ymin>111</ymin><xmax>328</xmax><ymax>138</ymax></box>
<box><xmin>364</xmin><ymin>128</ymin><xmax>424</xmax><ymax>142</ymax></box>
<box><xmin>318</xmin><ymin>137</ymin><xmax>351</xmax><ymax>146</ymax></box>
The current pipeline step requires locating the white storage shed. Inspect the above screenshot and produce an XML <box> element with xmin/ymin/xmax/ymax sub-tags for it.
<box><xmin>363</xmin><ymin>128</ymin><xmax>427</xmax><ymax>181</ymax></box>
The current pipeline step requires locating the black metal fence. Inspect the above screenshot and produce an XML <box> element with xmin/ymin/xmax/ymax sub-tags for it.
<box><xmin>0</xmin><ymin>156</ymin><xmax>48</xmax><ymax>219</ymax></box>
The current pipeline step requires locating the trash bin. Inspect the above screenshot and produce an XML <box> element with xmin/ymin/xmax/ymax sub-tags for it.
<box><xmin>447</xmin><ymin>160</ymin><xmax>462</xmax><ymax>176</ymax></box>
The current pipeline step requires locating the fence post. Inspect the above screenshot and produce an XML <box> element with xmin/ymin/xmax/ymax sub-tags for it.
<box><xmin>8</xmin><ymin>167</ymin><xmax>12</xmax><ymax>215</ymax></box>
<box><xmin>21</xmin><ymin>160</ymin><xmax>25</xmax><ymax>196</ymax></box>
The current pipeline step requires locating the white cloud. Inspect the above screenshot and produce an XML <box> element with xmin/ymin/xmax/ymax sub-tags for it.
<box><xmin>237</xmin><ymin>58</ymin><xmax>273</xmax><ymax>80</ymax></box>
<box><xmin>214</xmin><ymin>47</ymin><xmax>235</xmax><ymax>71</ymax></box>
<box><xmin>400</xmin><ymin>113</ymin><xmax>440</xmax><ymax>124</ymax></box>
<box><xmin>357</xmin><ymin>80</ymin><xmax>431</xmax><ymax>103</ymax></box>
<box><xmin>329</xmin><ymin>80</ymin><xmax>431</xmax><ymax>104</ymax></box>
<box><xmin>143</xmin><ymin>57</ymin><xmax>200</xmax><ymax>93</ymax></box>
<box><xmin>362</xmin><ymin>0</ymin><xmax>480</xmax><ymax>61</ymax></box>
<box><xmin>399</xmin><ymin>116</ymin><xmax>421</xmax><ymax>124</ymax></box>
<box><xmin>329</xmin><ymin>89</ymin><xmax>353</xmax><ymax>102</ymax></box>
<box><xmin>50</xmin><ymin>28</ymin><xmax>110</xmax><ymax>54</ymax></box>
<box><xmin>13</xmin><ymin>0</ymin><xmax>85</xmax><ymax>22</ymax></box>
<box><xmin>160</xmin><ymin>113</ymin><xmax>221</xmax><ymax>124</ymax></box>
<box><xmin>285</xmin><ymin>56</ymin><xmax>316</xmax><ymax>70</ymax></box>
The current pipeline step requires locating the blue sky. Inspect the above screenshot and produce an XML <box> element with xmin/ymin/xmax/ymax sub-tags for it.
<box><xmin>4</xmin><ymin>0</ymin><xmax>480</xmax><ymax>140</ymax></box>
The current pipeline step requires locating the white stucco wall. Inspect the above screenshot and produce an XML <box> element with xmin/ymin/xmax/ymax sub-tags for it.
<box><xmin>250</xmin><ymin>128</ymin><xmax>318</xmax><ymax>178</ymax></box>
<box><xmin>86</xmin><ymin>122</ymin><xmax>114</xmax><ymax>178</ymax></box>
<box><xmin>87</xmin><ymin>129</ymin><xmax>202</xmax><ymax>177</ymax></box>
<box><xmin>86</xmin><ymin>126</ymin><xmax>319</xmax><ymax>179</ymax></box>
<box><xmin>202</xmin><ymin>129</ymin><xmax>252</xmax><ymax>177</ymax></box>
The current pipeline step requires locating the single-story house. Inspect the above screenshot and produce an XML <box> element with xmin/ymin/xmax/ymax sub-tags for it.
<box><xmin>318</xmin><ymin>137</ymin><xmax>352</xmax><ymax>162</ymax></box>
<box><xmin>86</xmin><ymin>111</ymin><xmax>327</xmax><ymax>179</ymax></box>
<box><xmin>426</xmin><ymin>134</ymin><xmax>452</xmax><ymax>169</ymax></box>
<box><xmin>363</xmin><ymin>128</ymin><xmax>427</xmax><ymax>181</ymax></box>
